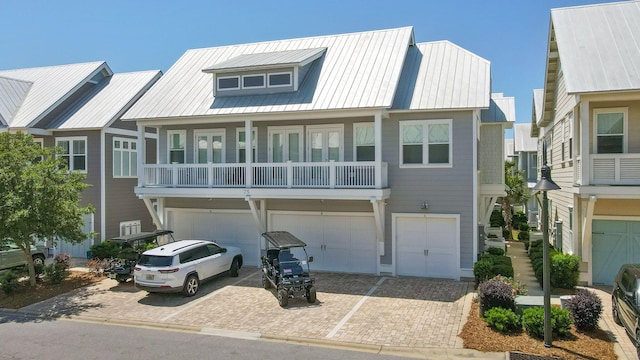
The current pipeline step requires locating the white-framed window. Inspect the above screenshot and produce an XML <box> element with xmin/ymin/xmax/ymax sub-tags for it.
<box><xmin>56</xmin><ymin>136</ymin><xmax>87</xmax><ymax>172</ymax></box>
<box><xmin>167</xmin><ymin>130</ymin><xmax>186</xmax><ymax>164</ymax></box>
<box><xmin>567</xmin><ymin>111</ymin><xmax>573</xmax><ymax>159</ymax></box>
<box><xmin>527</xmin><ymin>152</ymin><xmax>538</xmax><ymax>182</ymax></box>
<box><xmin>217</xmin><ymin>76</ymin><xmax>240</xmax><ymax>91</ymax></box>
<box><xmin>32</xmin><ymin>138</ymin><xmax>44</xmax><ymax>163</ymax></box>
<box><xmin>561</xmin><ymin>120</ymin><xmax>566</xmax><ymax>161</ymax></box>
<box><xmin>237</xmin><ymin>128</ymin><xmax>257</xmax><ymax>163</ymax></box>
<box><xmin>120</xmin><ymin>220</ymin><xmax>141</xmax><ymax>236</ymax></box>
<box><xmin>268</xmin><ymin>126</ymin><xmax>303</xmax><ymax>162</ymax></box>
<box><xmin>195</xmin><ymin>129</ymin><xmax>225</xmax><ymax>164</ymax></box>
<box><xmin>268</xmin><ymin>72</ymin><xmax>292</xmax><ymax>87</ymax></box>
<box><xmin>242</xmin><ymin>74</ymin><xmax>265</xmax><ymax>89</ymax></box>
<box><xmin>113</xmin><ymin>137</ymin><xmax>137</xmax><ymax>178</ymax></box>
<box><xmin>594</xmin><ymin>108</ymin><xmax>627</xmax><ymax>154</ymax></box>
<box><xmin>353</xmin><ymin>123</ymin><xmax>375</xmax><ymax>161</ymax></box>
<box><xmin>399</xmin><ymin>119</ymin><xmax>452</xmax><ymax>167</ymax></box>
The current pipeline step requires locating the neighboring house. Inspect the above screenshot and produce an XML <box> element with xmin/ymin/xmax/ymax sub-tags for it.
<box><xmin>532</xmin><ymin>1</ymin><xmax>640</xmax><ymax>285</ymax></box>
<box><xmin>0</xmin><ymin>62</ymin><xmax>161</xmax><ymax>257</ymax></box>
<box><xmin>514</xmin><ymin>122</ymin><xmax>538</xmax><ymax>226</ymax></box>
<box><xmin>505</xmin><ymin>139</ymin><xmax>515</xmax><ymax>161</ymax></box>
<box><xmin>122</xmin><ymin>26</ymin><xmax>510</xmax><ymax>280</ymax></box>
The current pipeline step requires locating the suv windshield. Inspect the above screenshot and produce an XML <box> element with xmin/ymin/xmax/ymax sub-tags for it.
<box><xmin>138</xmin><ymin>255</ymin><xmax>173</xmax><ymax>267</ymax></box>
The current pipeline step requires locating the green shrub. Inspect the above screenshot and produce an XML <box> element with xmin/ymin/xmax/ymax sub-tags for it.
<box><xmin>518</xmin><ymin>231</ymin><xmax>530</xmax><ymax>241</ymax></box>
<box><xmin>478</xmin><ymin>279</ymin><xmax>515</xmax><ymax>315</ymax></box>
<box><xmin>502</xmin><ymin>228</ymin><xmax>511</xmax><ymax>238</ymax></box>
<box><xmin>532</xmin><ymin>258</ymin><xmax>543</xmax><ymax>273</ymax></box>
<box><xmin>0</xmin><ymin>270</ymin><xmax>19</xmax><ymax>295</ymax></box>
<box><xmin>551</xmin><ymin>253</ymin><xmax>580</xmax><ymax>289</ymax></box>
<box><xmin>490</xmin><ymin>210</ymin><xmax>505</xmax><ymax>227</ymax></box>
<box><xmin>90</xmin><ymin>241</ymin><xmax>120</xmax><ymax>260</ymax></box>
<box><xmin>43</xmin><ymin>263</ymin><xmax>69</xmax><ymax>284</ymax></box>
<box><xmin>564</xmin><ymin>289</ymin><xmax>602</xmax><ymax>331</ymax></box>
<box><xmin>54</xmin><ymin>253</ymin><xmax>71</xmax><ymax>269</ymax></box>
<box><xmin>487</xmin><ymin>247</ymin><xmax>505</xmax><ymax>256</ymax></box>
<box><xmin>484</xmin><ymin>307</ymin><xmax>521</xmax><ymax>333</ymax></box>
<box><xmin>529</xmin><ymin>239</ymin><xmax>543</xmax><ymax>252</ymax></box>
<box><xmin>474</xmin><ymin>259</ymin><xmax>494</xmax><ymax>286</ymax></box>
<box><xmin>491</xmin><ymin>275</ymin><xmax>528</xmax><ymax>296</ymax></box>
<box><xmin>523</xmin><ymin>240</ymin><xmax>530</xmax><ymax>251</ymax></box>
<box><xmin>512</xmin><ymin>212</ymin><xmax>528</xmax><ymax>230</ymax></box>
<box><xmin>522</xmin><ymin>306</ymin><xmax>572</xmax><ymax>339</ymax></box>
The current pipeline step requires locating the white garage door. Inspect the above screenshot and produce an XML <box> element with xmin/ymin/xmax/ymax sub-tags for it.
<box><xmin>395</xmin><ymin>214</ymin><xmax>459</xmax><ymax>280</ymax></box>
<box><xmin>58</xmin><ymin>214</ymin><xmax>94</xmax><ymax>258</ymax></box>
<box><xmin>592</xmin><ymin>220</ymin><xmax>640</xmax><ymax>285</ymax></box>
<box><xmin>270</xmin><ymin>212</ymin><xmax>377</xmax><ymax>274</ymax></box>
<box><xmin>167</xmin><ymin>209</ymin><xmax>260</xmax><ymax>266</ymax></box>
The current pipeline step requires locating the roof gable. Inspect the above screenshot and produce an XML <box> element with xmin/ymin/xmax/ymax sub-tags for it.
<box><xmin>123</xmin><ymin>27</ymin><xmax>415</xmax><ymax>120</ymax></box>
<box><xmin>203</xmin><ymin>47</ymin><xmax>326</xmax><ymax>73</ymax></box>
<box><xmin>0</xmin><ymin>61</ymin><xmax>110</xmax><ymax>128</ymax></box>
<box><xmin>551</xmin><ymin>1</ymin><xmax>640</xmax><ymax>94</ymax></box>
<box><xmin>481</xmin><ymin>93</ymin><xmax>515</xmax><ymax>123</ymax></box>
<box><xmin>392</xmin><ymin>41</ymin><xmax>490</xmax><ymax>111</ymax></box>
<box><xmin>514</xmin><ymin>123</ymin><xmax>537</xmax><ymax>152</ymax></box>
<box><xmin>0</xmin><ymin>76</ymin><xmax>32</xmax><ymax>126</ymax></box>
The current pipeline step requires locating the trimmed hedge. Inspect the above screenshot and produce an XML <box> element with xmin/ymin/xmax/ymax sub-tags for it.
<box><xmin>478</xmin><ymin>279</ymin><xmax>515</xmax><ymax>316</ymax></box>
<box><xmin>474</xmin><ymin>254</ymin><xmax>514</xmax><ymax>286</ymax></box>
<box><xmin>90</xmin><ymin>241</ymin><xmax>120</xmax><ymax>260</ymax></box>
<box><xmin>487</xmin><ymin>247</ymin><xmax>505</xmax><ymax>256</ymax></box>
<box><xmin>551</xmin><ymin>253</ymin><xmax>580</xmax><ymax>289</ymax></box>
<box><xmin>484</xmin><ymin>307</ymin><xmax>521</xmax><ymax>333</ymax></box>
<box><xmin>522</xmin><ymin>306</ymin><xmax>572</xmax><ymax>339</ymax></box>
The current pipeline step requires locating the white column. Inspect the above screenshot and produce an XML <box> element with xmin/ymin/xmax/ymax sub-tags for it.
<box><xmin>374</xmin><ymin>113</ymin><xmax>382</xmax><ymax>188</ymax></box>
<box><xmin>245</xmin><ymin>120</ymin><xmax>253</xmax><ymax>187</ymax></box>
<box><xmin>137</xmin><ymin>124</ymin><xmax>145</xmax><ymax>187</ymax></box>
<box><xmin>580</xmin><ymin>100</ymin><xmax>590</xmax><ymax>185</ymax></box>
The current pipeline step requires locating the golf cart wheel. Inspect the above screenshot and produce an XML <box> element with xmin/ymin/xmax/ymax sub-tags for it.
<box><xmin>306</xmin><ymin>286</ymin><xmax>317</xmax><ymax>303</ymax></box>
<box><xmin>116</xmin><ymin>274</ymin><xmax>128</xmax><ymax>283</ymax></box>
<box><xmin>229</xmin><ymin>258</ymin><xmax>239</xmax><ymax>277</ymax></box>
<box><xmin>277</xmin><ymin>289</ymin><xmax>288</xmax><ymax>307</ymax></box>
<box><xmin>262</xmin><ymin>273</ymin><xmax>271</xmax><ymax>289</ymax></box>
<box><xmin>183</xmin><ymin>274</ymin><xmax>199</xmax><ymax>297</ymax></box>
<box><xmin>32</xmin><ymin>255</ymin><xmax>45</xmax><ymax>267</ymax></box>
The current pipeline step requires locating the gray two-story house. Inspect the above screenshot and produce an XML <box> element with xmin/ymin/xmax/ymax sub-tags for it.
<box><xmin>0</xmin><ymin>62</ymin><xmax>161</xmax><ymax>257</ymax></box>
<box><xmin>122</xmin><ymin>27</ymin><xmax>510</xmax><ymax>279</ymax></box>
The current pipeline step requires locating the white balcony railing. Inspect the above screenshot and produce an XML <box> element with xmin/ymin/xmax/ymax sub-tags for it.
<box><xmin>142</xmin><ymin>161</ymin><xmax>388</xmax><ymax>189</ymax></box>
<box><xmin>591</xmin><ymin>153</ymin><xmax>640</xmax><ymax>185</ymax></box>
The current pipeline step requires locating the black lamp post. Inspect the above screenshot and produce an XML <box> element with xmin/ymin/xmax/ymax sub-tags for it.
<box><xmin>533</xmin><ymin>142</ymin><xmax>560</xmax><ymax>348</ymax></box>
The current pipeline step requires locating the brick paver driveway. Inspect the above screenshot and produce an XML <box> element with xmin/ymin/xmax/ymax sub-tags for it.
<box><xmin>22</xmin><ymin>268</ymin><xmax>473</xmax><ymax>348</ymax></box>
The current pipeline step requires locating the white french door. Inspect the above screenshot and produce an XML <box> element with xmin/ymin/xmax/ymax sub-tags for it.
<box><xmin>307</xmin><ymin>125</ymin><xmax>343</xmax><ymax>162</ymax></box>
<box><xmin>195</xmin><ymin>130</ymin><xmax>225</xmax><ymax>163</ymax></box>
<box><xmin>268</xmin><ymin>126</ymin><xmax>303</xmax><ymax>162</ymax></box>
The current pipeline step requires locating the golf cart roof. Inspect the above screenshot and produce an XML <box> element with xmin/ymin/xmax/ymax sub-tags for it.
<box><xmin>262</xmin><ymin>231</ymin><xmax>307</xmax><ymax>249</ymax></box>
<box><xmin>110</xmin><ymin>230</ymin><xmax>174</xmax><ymax>244</ymax></box>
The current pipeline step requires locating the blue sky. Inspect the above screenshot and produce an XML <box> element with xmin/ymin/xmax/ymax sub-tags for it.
<box><xmin>0</xmin><ymin>0</ymin><xmax>621</xmax><ymax>136</ymax></box>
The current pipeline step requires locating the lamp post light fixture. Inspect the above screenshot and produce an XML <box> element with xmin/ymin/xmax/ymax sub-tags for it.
<box><xmin>533</xmin><ymin>143</ymin><xmax>560</xmax><ymax>348</ymax></box>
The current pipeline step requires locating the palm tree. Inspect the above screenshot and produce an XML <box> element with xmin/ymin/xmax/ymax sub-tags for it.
<box><xmin>501</xmin><ymin>160</ymin><xmax>529</xmax><ymax>240</ymax></box>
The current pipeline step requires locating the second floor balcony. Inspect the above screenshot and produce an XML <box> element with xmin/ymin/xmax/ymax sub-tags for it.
<box><xmin>576</xmin><ymin>153</ymin><xmax>640</xmax><ymax>186</ymax></box>
<box><xmin>140</xmin><ymin>161</ymin><xmax>388</xmax><ymax>190</ymax></box>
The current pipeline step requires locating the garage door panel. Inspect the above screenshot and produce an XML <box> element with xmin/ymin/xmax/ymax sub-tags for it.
<box><xmin>592</xmin><ymin>220</ymin><xmax>640</xmax><ymax>285</ymax></box>
<box><xmin>168</xmin><ymin>211</ymin><xmax>194</xmax><ymax>241</ymax></box>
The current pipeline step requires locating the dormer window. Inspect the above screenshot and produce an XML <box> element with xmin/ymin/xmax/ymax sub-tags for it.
<box><xmin>242</xmin><ymin>74</ymin><xmax>265</xmax><ymax>89</ymax></box>
<box><xmin>217</xmin><ymin>76</ymin><xmax>240</xmax><ymax>90</ymax></box>
<box><xmin>203</xmin><ymin>47</ymin><xmax>326</xmax><ymax>97</ymax></box>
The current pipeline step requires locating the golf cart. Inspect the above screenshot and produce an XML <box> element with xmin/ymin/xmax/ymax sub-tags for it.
<box><xmin>104</xmin><ymin>230</ymin><xmax>174</xmax><ymax>283</ymax></box>
<box><xmin>260</xmin><ymin>231</ymin><xmax>316</xmax><ymax>307</ymax></box>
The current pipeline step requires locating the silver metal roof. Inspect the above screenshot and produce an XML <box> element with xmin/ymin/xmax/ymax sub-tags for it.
<box><xmin>513</xmin><ymin>123</ymin><xmax>537</xmax><ymax>152</ymax></box>
<box><xmin>123</xmin><ymin>27</ymin><xmax>415</xmax><ymax>120</ymax></box>
<box><xmin>51</xmin><ymin>70</ymin><xmax>162</xmax><ymax>130</ymax></box>
<box><xmin>203</xmin><ymin>48</ymin><xmax>327</xmax><ymax>73</ymax></box>
<box><xmin>551</xmin><ymin>1</ymin><xmax>640</xmax><ymax>93</ymax></box>
<box><xmin>532</xmin><ymin>89</ymin><xmax>543</xmax><ymax>123</ymax></box>
<box><xmin>392</xmin><ymin>41</ymin><xmax>490</xmax><ymax>111</ymax></box>
<box><xmin>0</xmin><ymin>62</ymin><xmax>109</xmax><ymax>128</ymax></box>
<box><xmin>0</xmin><ymin>76</ymin><xmax>32</xmax><ymax>126</ymax></box>
<box><xmin>480</xmin><ymin>93</ymin><xmax>515</xmax><ymax>123</ymax></box>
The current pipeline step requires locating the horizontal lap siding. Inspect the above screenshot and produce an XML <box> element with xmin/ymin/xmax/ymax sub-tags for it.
<box><xmin>104</xmin><ymin>133</ymin><xmax>154</xmax><ymax>239</ymax></box>
<box><xmin>386</xmin><ymin>111</ymin><xmax>475</xmax><ymax>268</ymax></box>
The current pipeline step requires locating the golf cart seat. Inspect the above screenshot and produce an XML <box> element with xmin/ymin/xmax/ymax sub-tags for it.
<box><xmin>266</xmin><ymin>249</ymin><xmax>279</xmax><ymax>266</ymax></box>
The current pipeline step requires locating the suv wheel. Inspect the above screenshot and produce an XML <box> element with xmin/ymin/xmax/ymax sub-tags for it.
<box><xmin>306</xmin><ymin>286</ymin><xmax>316</xmax><ymax>303</ymax></box>
<box><xmin>229</xmin><ymin>258</ymin><xmax>239</xmax><ymax>277</ymax></box>
<box><xmin>277</xmin><ymin>289</ymin><xmax>288</xmax><ymax>307</ymax></box>
<box><xmin>612</xmin><ymin>297</ymin><xmax>622</xmax><ymax>325</ymax></box>
<box><xmin>183</xmin><ymin>274</ymin><xmax>199</xmax><ymax>297</ymax></box>
<box><xmin>32</xmin><ymin>255</ymin><xmax>45</xmax><ymax>267</ymax></box>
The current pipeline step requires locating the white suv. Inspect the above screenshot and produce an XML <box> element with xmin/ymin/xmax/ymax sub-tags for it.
<box><xmin>134</xmin><ymin>240</ymin><xmax>242</xmax><ymax>296</ymax></box>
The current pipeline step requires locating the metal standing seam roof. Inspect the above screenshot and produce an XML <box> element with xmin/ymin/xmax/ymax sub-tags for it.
<box><xmin>0</xmin><ymin>61</ymin><xmax>109</xmax><ymax>128</ymax></box>
<box><xmin>0</xmin><ymin>76</ymin><xmax>32</xmax><ymax>126</ymax></box>
<box><xmin>532</xmin><ymin>89</ymin><xmax>543</xmax><ymax>123</ymax></box>
<box><xmin>203</xmin><ymin>47</ymin><xmax>327</xmax><ymax>73</ymax></box>
<box><xmin>50</xmin><ymin>70</ymin><xmax>162</xmax><ymax>130</ymax></box>
<box><xmin>513</xmin><ymin>123</ymin><xmax>537</xmax><ymax>152</ymax></box>
<box><xmin>392</xmin><ymin>41</ymin><xmax>491</xmax><ymax>111</ymax></box>
<box><xmin>122</xmin><ymin>27</ymin><xmax>415</xmax><ymax>121</ymax></box>
<box><xmin>551</xmin><ymin>1</ymin><xmax>640</xmax><ymax>94</ymax></box>
<box><xmin>480</xmin><ymin>93</ymin><xmax>515</xmax><ymax>123</ymax></box>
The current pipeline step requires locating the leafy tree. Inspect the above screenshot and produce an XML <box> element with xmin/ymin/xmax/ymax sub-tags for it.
<box><xmin>0</xmin><ymin>132</ymin><xmax>94</xmax><ymax>286</ymax></box>
<box><xmin>501</xmin><ymin>160</ymin><xmax>529</xmax><ymax>240</ymax></box>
